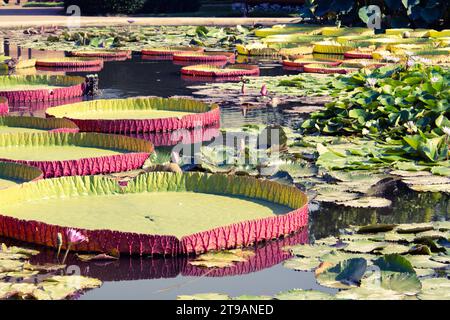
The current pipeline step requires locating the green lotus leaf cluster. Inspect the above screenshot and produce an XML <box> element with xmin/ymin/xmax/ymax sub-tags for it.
<box><xmin>176</xmin><ymin>220</ymin><xmax>449</xmax><ymax>300</ymax></box>
<box><xmin>301</xmin><ymin>64</ymin><xmax>450</xmax><ymax>163</ymax></box>
<box><xmin>13</xmin><ymin>25</ymin><xmax>256</xmax><ymax>52</ymax></box>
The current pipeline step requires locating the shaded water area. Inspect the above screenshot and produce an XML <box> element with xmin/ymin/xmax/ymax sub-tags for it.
<box><xmin>1</xmin><ymin>42</ymin><xmax>449</xmax><ymax>299</ymax></box>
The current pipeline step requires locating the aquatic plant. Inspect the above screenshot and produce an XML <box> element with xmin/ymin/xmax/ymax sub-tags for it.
<box><xmin>0</xmin><ymin>172</ymin><xmax>308</xmax><ymax>255</ymax></box>
<box><xmin>0</xmin><ymin>132</ymin><xmax>153</xmax><ymax>178</ymax></box>
<box><xmin>301</xmin><ymin>64</ymin><xmax>450</xmax><ymax>163</ymax></box>
<box><xmin>177</xmin><ymin>221</ymin><xmax>450</xmax><ymax>300</ymax></box>
<box><xmin>0</xmin><ymin>75</ymin><xmax>86</xmax><ymax>103</ymax></box>
<box><xmin>45</xmin><ymin>97</ymin><xmax>220</xmax><ymax>134</ymax></box>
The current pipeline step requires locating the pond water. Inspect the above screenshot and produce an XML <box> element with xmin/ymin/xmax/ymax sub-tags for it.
<box><xmin>1</xmin><ymin>43</ymin><xmax>449</xmax><ymax>299</ymax></box>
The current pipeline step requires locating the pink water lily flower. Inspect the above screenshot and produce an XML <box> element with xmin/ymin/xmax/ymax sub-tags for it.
<box><xmin>260</xmin><ymin>84</ymin><xmax>268</xmax><ymax>96</ymax></box>
<box><xmin>66</xmin><ymin>228</ymin><xmax>88</xmax><ymax>245</ymax></box>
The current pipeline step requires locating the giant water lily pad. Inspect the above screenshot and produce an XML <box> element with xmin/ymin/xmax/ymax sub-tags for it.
<box><xmin>0</xmin><ymin>75</ymin><xmax>85</xmax><ymax>103</ymax></box>
<box><xmin>0</xmin><ymin>162</ymin><xmax>43</xmax><ymax>190</ymax></box>
<box><xmin>45</xmin><ymin>97</ymin><xmax>220</xmax><ymax>134</ymax></box>
<box><xmin>0</xmin><ymin>116</ymin><xmax>78</xmax><ymax>134</ymax></box>
<box><xmin>0</xmin><ymin>172</ymin><xmax>308</xmax><ymax>255</ymax></box>
<box><xmin>181</xmin><ymin>64</ymin><xmax>259</xmax><ymax>79</ymax></box>
<box><xmin>0</xmin><ymin>132</ymin><xmax>152</xmax><ymax>178</ymax></box>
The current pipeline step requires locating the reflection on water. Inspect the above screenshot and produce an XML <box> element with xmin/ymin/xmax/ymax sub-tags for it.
<box><xmin>1</xmin><ymin>41</ymin><xmax>449</xmax><ymax>299</ymax></box>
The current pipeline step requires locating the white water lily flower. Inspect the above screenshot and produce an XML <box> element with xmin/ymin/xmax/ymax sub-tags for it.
<box><xmin>404</xmin><ymin>121</ymin><xmax>418</xmax><ymax>133</ymax></box>
<box><xmin>443</xmin><ymin>126</ymin><xmax>450</xmax><ymax>136</ymax></box>
<box><xmin>365</xmin><ymin>77</ymin><xmax>377</xmax><ymax>87</ymax></box>
<box><xmin>430</xmin><ymin>76</ymin><xmax>440</xmax><ymax>83</ymax></box>
<box><xmin>362</xmin><ymin>128</ymin><xmax>370</xmax><ymax>135</ymax></box>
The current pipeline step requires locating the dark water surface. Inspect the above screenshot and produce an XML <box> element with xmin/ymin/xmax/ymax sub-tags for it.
<box><xmin>1</xmin><ymin>44</ymin><xmax>449</xmax><ymax>299</ymax></box>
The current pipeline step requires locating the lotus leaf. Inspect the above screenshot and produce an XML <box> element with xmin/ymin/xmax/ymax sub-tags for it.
<box><xmin>343</xmin><ymin>240</ymin><xmax>387</xmax><ymax>253</ymax></box>
<box><xmin>404</xmin><ymin>255</ymin><xmax>447</xmax><ymax>269</ymax></box>
<box><xmin>285</xmin><ymin>244</ymin><xmax>334</xmax><ymax>257</ymax></box>
<box><xmin>316</xmin><ymin>258</ymin><xmax>367</xmax><ymax>289</ymax></box>
<box><xmin>282</xmin><ymin>257</ymin><xmax>321</xmax><ymax>272</ymax></box>
<box><xmin>418</xmin><ymin>278</ymin><xmax>450</xmax><ymax>300</ymax></box>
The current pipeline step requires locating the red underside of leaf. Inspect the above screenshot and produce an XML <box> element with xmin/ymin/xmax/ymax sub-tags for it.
<box><xmin>0</xmin><ymin>84</ymin><xmax>85</xmax><ymax>103</ymax></box>
<box><xmin>0</xmin><ymin>152</ymin><xmax>150</xmax><ymax>178</ymax></box>
<box><xmin>0</xmin><ymin>204</ymin><xmax>308</xmax><ymax>256</ymax></box>
<box><xmin>49</xmin><ymin>107</ymin><xmax>221</xmax><ymax>134</ymax></box>
<box><xmin>36</xmin><ymin>59</ymin><xmax>104</xmax><ymax>68</ymax></box>
<box><xmin>0</xmin><ymin>99</ymin><xmax>8</xmax><ymax>115</ymax></box>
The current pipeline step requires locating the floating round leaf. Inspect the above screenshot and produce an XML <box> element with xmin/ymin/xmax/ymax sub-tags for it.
<box><xmin>338</xmin><ymin>197</ymin><xmax>392</xmax><ymax>208</ymax></box>
<box><xmin>68</xmin><ymin>50</ymin><xmax>131</xmax><ymax>59</ymax></box>
<box><xmin>0</xmin><ymin>172</ymin><xmax>308</xmax><ymax>255</ymax></box>
<box><xmin>417</xmin><ymin>277</ymin><xmax>450</xmax><ymax>300</ymax></box>
<box><xmin>141</xmin><ymin>46</ymin><xmax>203</xmax><ymax>56</ymax></box>
<box><xmin>303</xmin><ymin>63</ymin><xmax>354</xmax><ymax>74</ymax></box>
<box><xmin>35</xmin><ymin>57</ymin><xmax>104</xmax><ymax>69</ymax></box>
<box><xmin>0</xmin><ymin>75</ymin><xmax>85</xmax><ymax>103</ymax></box>
<box><xmin>173</xmin><ymin>51</ymin><xmax>235</xmax><ymax>63</ymax></box>
<box><xmin>335</xmin><ymin>285</ymin><xmax>405</xmax><ymax>300</ymax></box>
<box><xmin>0</xmin><ymin>132</ymin><xmax>153</xmax><ymax>178</ymax></box>
<box><xmin>282</xmin><ymin>257</ymin><xmax>321</xmax><ymax>271</ymax></box>
<box><xmin>315</xmin><ymin>258</ymin><xmax>367</xmax><ymax>289</ymax></box>
<box><xmin>45</xmin><ymin>97</ymin><xmax>220</xmax><ymax>134</ymax></box>
<box><xmin>181</xmin><ymin>64</ymin><xmax>259</xmax><ymax>78</ymax></box>
<box><xmin>0</xmin><ymin>116</ymin><xmax>79</xmax><ymax>134</ymax></box>
<box><xmin>0</xmin><ymin>161</ymin><xmax>43</xmax><ymax>190</ymax></box>
<box><xmin>282</xmin><ymin>58</ymin><xmax>341</xmax><ymax>70</ymax></box>
<box><xmin>344</xmin><ymin>49</ymin><xmax>374</xmax><ymax>59</ymax></box>
<box><xmin>342</xmin><ymin>240</ymin><xmax>387</xmax><ymax>253</ymax></box>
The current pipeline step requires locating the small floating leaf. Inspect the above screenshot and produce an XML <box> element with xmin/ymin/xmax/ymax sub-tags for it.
<box><xmin>283</xmin><ymin>257</ymin><xmax>321</xmax><ymax>271</ymax></box>
<box><xmin>338</xmin><ymin>197</ymin><xmax>392</xmax><ymax>208</ymax></box>
<box><xmin>316</xmin><ymin>258</ymin><xmax>367</xmax><ymax>289</ymax></box>
<box><xmin>343</xmin><ymin>240</ymin><xmax>387</xmax><ymax>253</ymax></box>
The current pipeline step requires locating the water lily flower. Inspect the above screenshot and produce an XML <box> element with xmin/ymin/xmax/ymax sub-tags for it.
<box><xmin>443</xmin><ymin>126</ymin><xmax>450</xmax><ymax>136</ymax></box>
<box><xmin>365</xmin><ymin>77</ymin><xmax>377</xmax><ymax>88</ymax></box>
<box><xmin>420</xmin><ymin>57</ymin><xmax>432</xmax><ymax>65</ymax></box>
<box><xmin>171</xmin><ymin>150</ymin><xmax>181</xmax><ymax>164</ymax></box>
<box><xmin>269</xmin><ymin>97</ymin><xmax>280</xmax><ymax>108</ymax></box>
<box><xmin>260</xmin><ymin>84</ymin><xmax>268</xmax><ymax>96</ymax></box>
<box><xmin>430</xmin><ymin>76</ymin><xmax>440</xmax><ymax>83</ymax></box>
<box><xmin>406</xmin><ymin>58</ymin><xmax>415</xmax><ymax>68</ymax></box>
<box><xmin>362</xmin><ymin>128</ymin><xmax>370</xmax><ymax>136</ymax></box>
<box><xmin>404</xmin><ymin>121</ymin><xmax>418</xmax><ymax>134</ymax></box>
<box><xmin>62</xmin><ymin>229</ymin><xmax>88</xmax><ymax>264</ymax></box>
<box><xmin>66</xmin><ymin>228</ymin><xmax>88</xmax><ymax>245</ymax></box>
